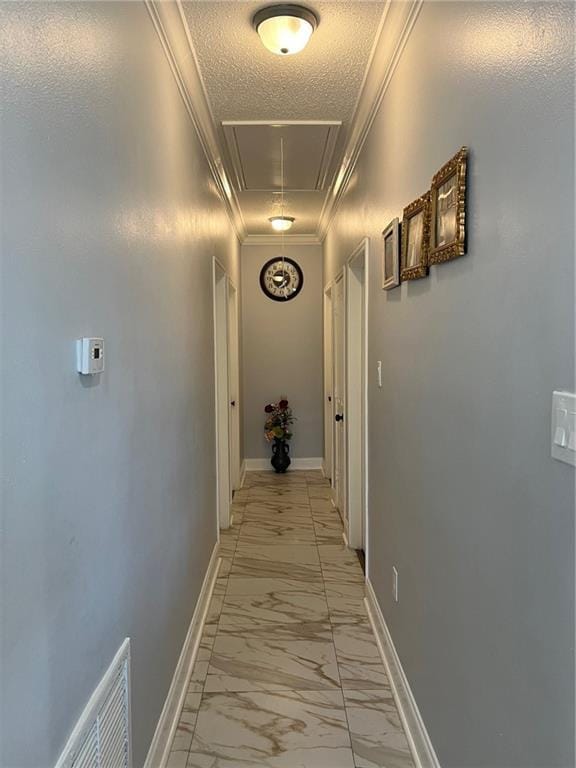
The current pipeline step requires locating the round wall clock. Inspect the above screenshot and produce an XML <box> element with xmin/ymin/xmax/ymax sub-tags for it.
<box><xmin>259</xmin><ymin>256</ymin><xmax>303</xmax><ymax>302</ymax></box>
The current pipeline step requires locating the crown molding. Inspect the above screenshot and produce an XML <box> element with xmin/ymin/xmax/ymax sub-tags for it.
<box><xmin>317</xmin><ymin>0</ymin><xmax>423</xmax><ymax>242</ymax></box>
<box><xmin>242</xmin><ymin>233</ymin><xmax>322</xmax><ymax>247</ymax></box>
<box><xmin>145</xmin><ymin>0</ymin><xmax>246</xmax><ymax>241</ymax></box>
<box><xmin>146</xmin><ymin>0</ymin><xmax>422</xmax><ymax>246</ymax></box>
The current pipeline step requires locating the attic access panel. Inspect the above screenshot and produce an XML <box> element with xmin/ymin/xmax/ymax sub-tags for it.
<box><xmin>222</xmin><ymin>121</ymin><xmax>341</xmax><ymax>192</ymax></box>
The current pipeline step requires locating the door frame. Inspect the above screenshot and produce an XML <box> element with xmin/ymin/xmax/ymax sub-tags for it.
<box><xmin>345</xmin><ymin>238</ymin><xmax>369</xmax><ymax>564</ymax></box>
<box><xmin>323</xmin><ymin>282</ymin><xmax>334</xmax><ymax>483</ymax></box>
<box><xmin>331</xmin><ymin>271</ymin><xmax>346</xmax><ymax>522</ymax></box>
<box><xmin>227</xmin><ymin>280</ymin><xmax>241</xmax><ymax>492</ymax></box>
<box><xmin>213</xmin><ymin>258</ymin><xmax>231</xmax><ymax>532</ymax></box>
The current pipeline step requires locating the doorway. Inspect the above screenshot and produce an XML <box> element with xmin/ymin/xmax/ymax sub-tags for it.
<box><xmin>213</xmin><ymin>259</ymin><xmax>231</xmax><ymax>531</ymax></box>
<box><xmin>345</xmin><ymin>239</ymin><xmax>369</xmax><ymax>561</ymax></box>
<box><xmin>332</xmin><ymin>272</ymin><xmax>346</xmax><ymax>531</ymax></box>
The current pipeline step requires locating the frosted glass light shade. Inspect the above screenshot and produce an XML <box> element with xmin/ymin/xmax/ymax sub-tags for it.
<box><xmin>269</xmin><ymin>216</ymin><xmax>295</xmax><ymax>232</ymax></box>
<box><xmin>254</xmin><ymin>5</ymin><xmax>318</xmax><ymax>56</ymax></box>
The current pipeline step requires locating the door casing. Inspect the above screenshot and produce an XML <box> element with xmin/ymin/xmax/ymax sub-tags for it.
<box><xmin>213</xmin><ymin>258</ymin><xmax>231</xmax><ymax>531</ymax></box>
<box><xmin>323</xmin><ymin>284</ymin><xmax>334</xmax><ymax>482</ymax></box>
<box><xmin>345</xmin><ymin>238</ymin><xmax>369</xmax><ymax>564</ymax></box>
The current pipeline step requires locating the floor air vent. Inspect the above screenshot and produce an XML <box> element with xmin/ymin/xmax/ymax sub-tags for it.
<box><xmin>56</xmin><ymin>639</ymin><xmax>131</xmax><ymax>768</ymax></box>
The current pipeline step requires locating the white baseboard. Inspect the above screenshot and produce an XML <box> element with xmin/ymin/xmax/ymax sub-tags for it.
<box><xmin>144</xmin><ymin>547</ymin><xmax>221</xmax><ymax>768</ymax></box>
<box><xmin>244</xmin><ymin>457</ymin><xmax>323</xmax><ymax>471</ymax></box>
<box><xmin>239</xmin><ymin>459</ymin><xmax>246</xmax><ymax>488</ymax></box>
<box><xmin>364</xmin><ymin>579</ymin><xmax>441</xmax><ymax>768</ymax></box>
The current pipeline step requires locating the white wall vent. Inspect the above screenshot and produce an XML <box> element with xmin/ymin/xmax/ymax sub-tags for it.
<box><xmin>55</xmin><ymin>638</ymin><xmax>131</xmax><ymax>768</ymax></box>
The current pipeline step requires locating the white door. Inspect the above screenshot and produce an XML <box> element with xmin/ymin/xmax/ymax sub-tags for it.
<box><xmin>228</xmin><ymin>282</ymin><xmax>240</xmax><ymax>491</ymax></box>
<box><xmin>213</xmin><ymin>261</ymin><xmax>230</xmax><ymax>530</ymax></box>
<box><xmin>323</xmin><ymin>287</ymin><xmax>334</xmax><ymax>482</ymax></box>
<box><xmin>333</xmin><ymin>274</ymin><xmax>346</xmax><ymax>527</ymax></box>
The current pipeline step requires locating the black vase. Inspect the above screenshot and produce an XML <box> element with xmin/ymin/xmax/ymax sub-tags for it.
<box><xmin>271</xmin><ymin>438</ymin><xmax>291</xmax><ymax>473</ymax></box>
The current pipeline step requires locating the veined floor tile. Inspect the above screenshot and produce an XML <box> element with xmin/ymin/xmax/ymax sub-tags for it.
<box><xmin>245</xmin><ymin>497</ymin><xmax>311</xmax><ymax>510</ymax></box>
<box><xmin>318</xmin><ymin>544</ymin><xmax>362</xmax><ymax>566</ymax></box>
<box><xmin>243</xmin><ymin>512</ymin><xmax>313</xmax><ymax>527</ymax></box>
<box><xmin>327</xmin><ymin>594</ymin><xmax>369</xmax><ymax>624</ymax></box>
<box><xmin>313</xmin><ymin>520</ymin><xmax>344</xmax><ymax>544</ymax></box>
<box><xmin>319</xmin><ymin>546</ymin><xmax>364</xmax><ymax>583</ymax></box>
<box><xmin>225</xmin><ymin>577</ymin><xmax>326</xmax><ymax>595</ymax></box>
<box><xmin>218</xmin><ymin>591</ymin><xmax>330</xmax><ymax>627</ymax></box>
<box><xmin>218</xmin><ymin>621</ymin><xmax>333</xmax><ymax>641</ymax></box>
<box><xmin>317</xmin><ymin>543</ymin><xmax>352</xmax><ymax>557</ymax></box>
<box><xmin>234</xmin><ymin>543</ymin><xmax>320</xmax><ymax>565</ymax></box>
<box><xmin>166</xmin><ymin>749</ymin><xmax>188</xmax><ymax>768</ymax></box>
<box><xmin>332</xmin><ymin>624</ymin><xmax>389</xmax><ymax>690</ymax></box>
<box><xmin>239</xmin><ymin>520</ymin><xmax>315</xmax><ymax>544</ymax></box>
<box><xmin>187</xmin><ymin>690</ymin><xmax>355</xmax><ymax>767</ymax></box>
<box><xmin>343</xmin><ymin>690</ymin><xmax>415</xmax><ymax>768</ymax></box>
<box><xmin>325</xmin><ymin>582</ymin><xmax>366</xmax><ymax>599</ymax></box>
<box><xmin>249</xmin><ymin>486</ymin><xmax>309</xmax><ymax>499</ymax></box>
<box><xmin>321</xmin><ymin>561</ymin><xmax>365</xmax><ymax>584</ymax></box>
<box><xmin>219</xmin><ymin>556</ymin><xmax>233</xmax><ymax>578</ymax></box>
<box><xmin>308</xmin><ymin>487</ymin><xmax>332</xmax><ymax>500</ymax></box>
<box><xmin>205</xmin><ymin>594</ymin><xmax>225</xmax><ymax>625</ymax></box>
<box><xmin>197</xmin><ymin>624</ymin><xmax>217</xmax><ymax>661</ymax></box>
<box><xmin>218</xmin><ymin>540</ymin><xmax>237</xmax><ymax>559</ymax></box>
<box><xmin>244</xmin><ymin>502</ymin><xmax>312</xmax><ymax>520</ymax></box>
<box><xmin>232</xmin><ymin>489</ymin><xmax>251</xmax><ymax>503</ymax></box>
<box><xmin>188</xmin><ymin>660</ymin><xmax>210</xmax><ymax>692</ymax></box>
<box><xmin>239</xmin><ymin>529</ymin><xmax>316</xmax><ymax>546</ymax></box>
<box><xmin>231</xmin><ymin>556</ymin><xmax>322</xmax><ymax>582</ymax></box>
<box><xmin>213</xmin><ymin>577</ymin><xmax>228</xmax><ymax>596</ymax></box>
<box><xmin>170</xmin><ymin>691</ymin><xmax>202</xmax><ymax>752</ymax></box>
<box><xmin>310</xmin><ymin>497</ymin><xmax>335</xmax><ymax>510</ymax></box>
<box><xmin>205</xmin><ymin>634</ymin><xmax>341</xmax><ymax>692</ymax></box>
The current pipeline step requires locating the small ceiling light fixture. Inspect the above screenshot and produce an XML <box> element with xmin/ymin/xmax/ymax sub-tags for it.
<box><xmin>253</xmin><ymin>4</ymin><xmax>318</xmax><ymax>56</ymax></box>
<box><xmin>269</xmin><ymin>215</ymin><xmax>295</xmax><ymax>232</ymax></box>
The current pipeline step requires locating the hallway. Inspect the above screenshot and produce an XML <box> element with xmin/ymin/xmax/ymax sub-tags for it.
<box><xmin>167</xmin><ymin>471</ymin><xmax>414</xmax><ymax>768</ymax></box>
<box><xmin>1</xmin><ymin>1</ymin><xmax>574</xmax><ymax>766</ymax></box>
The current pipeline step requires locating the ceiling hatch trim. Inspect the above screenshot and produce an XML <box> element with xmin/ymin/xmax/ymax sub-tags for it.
<box><xmin>222</xmin><ymin>121</ymin><xmax>341</xmax><ymax>193</ymax></box>
<box><xmin>145</xmin><ymin>0</ymin><xmax>246</xmax><ymax>240</ymax></box>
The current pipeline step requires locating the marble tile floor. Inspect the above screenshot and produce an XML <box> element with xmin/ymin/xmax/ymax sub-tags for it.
<box><xmin>167</xmin><ymin>470</ymin><xmax>415</xmax><ymax>768</ymax></box>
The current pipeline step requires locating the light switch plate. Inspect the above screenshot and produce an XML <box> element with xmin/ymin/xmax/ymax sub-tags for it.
<box><xmin>551</xmin><ymin>391</ymin><xmax>576</xmax><ymax>466</ymax></box>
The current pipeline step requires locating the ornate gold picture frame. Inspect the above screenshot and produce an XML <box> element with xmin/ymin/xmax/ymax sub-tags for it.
<box><xmin>401</xmin><ymin>192</ymin><xmax>430</xmax><ymax>281</ymax></box>
<box><xmin>429</xmin><ymin>146</ymin><xmax>468</xmax><ymax>264</ymax></box>
<box><xmin>382</xmin><ymin>217</ymin><xmax>400</xmax><ymax>290</ymax></box>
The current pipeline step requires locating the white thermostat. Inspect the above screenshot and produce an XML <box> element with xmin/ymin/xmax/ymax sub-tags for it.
<box><xmin>76</xmin><ymin>337</ymin><xmax>104</xmax><ymax>375</ymax></box>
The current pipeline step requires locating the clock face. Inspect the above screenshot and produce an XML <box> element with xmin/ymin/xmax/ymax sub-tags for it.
<box><xmin>259</xmin><ymin>257</ymin><xmax>303</xmax><ymax>302</ymax></box>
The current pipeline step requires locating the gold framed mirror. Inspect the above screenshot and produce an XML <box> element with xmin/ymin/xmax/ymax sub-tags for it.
<box><xmin>401</xmin><ymin>191</ymin><xmax>431</xmax><ymax>281</ymax></box>
<box><xmin>429</xmin><ymin>146</ymin><xmax>468</xmax><ymax>264</ymax></box>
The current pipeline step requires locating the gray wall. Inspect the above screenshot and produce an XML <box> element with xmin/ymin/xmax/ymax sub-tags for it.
<box><xmin>0</xmin><ymin>3</ymin><xmax>239</xmax><ymax>766</ymax></box>
<box><xmin>324</xmin><ymin>2</ymin><xmax>575</xmax><ymax>766</ymax></box>
<box><xmin>241</xmin><ymin>244</ymin><xmax>323</xmax><ymax>460</ymax></box>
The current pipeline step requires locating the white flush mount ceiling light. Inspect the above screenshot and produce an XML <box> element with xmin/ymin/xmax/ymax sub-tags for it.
<box><xmin>253</xmin><ymin>4</ymin><xmax>318</xmax><ymax>56</ymax></box>
<box><xmin>269</xmin><ymin>215</ymin><xmax>295</xmax><ymax>232</ymax></box>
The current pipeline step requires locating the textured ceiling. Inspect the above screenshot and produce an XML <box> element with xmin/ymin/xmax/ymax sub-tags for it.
<box><xmin>182</xmin><ymin>1</ymin><xmax>386</xmax><ymax>236</ymax></box>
